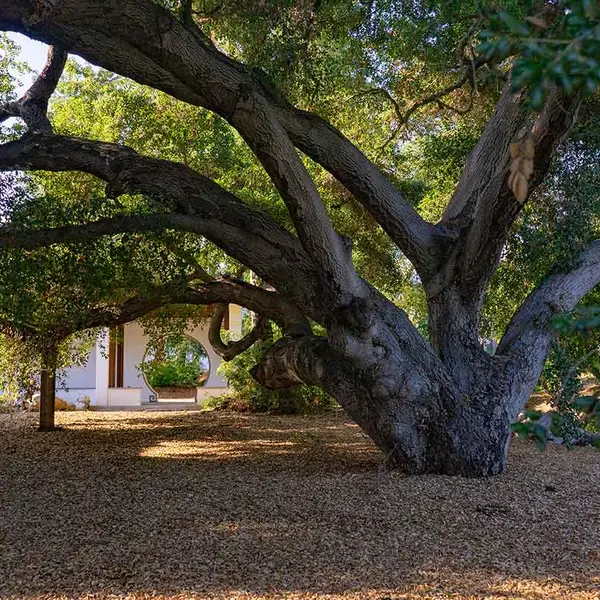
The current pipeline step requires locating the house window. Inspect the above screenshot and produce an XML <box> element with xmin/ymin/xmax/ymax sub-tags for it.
<box><xmin>108</xmin><ymin>325</ymin><xmax>124</xmax><ymax>388</ymax></box>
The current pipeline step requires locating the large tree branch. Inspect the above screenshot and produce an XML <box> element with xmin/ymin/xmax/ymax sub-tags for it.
<box><xmin>0</xmin><ymin>133</ymin><xmax>430</xmax><ymax>358</ymax></box>
<box><xmin>1</xmin><ymin>0</ymin><xmax>361</xmax><ymax>298</ymax></box>
<box><xmin>208</xmin><ymin>303</ymin><xmax>270</xmax><ymax>361</ymax></box>
<box><xmin>228</xmin><ymin>91</ymin><xmax>361</xmax><ymax>302</ymax></box>
<box><xmin>498</xmin><ymin>239</ymin><xmax>600</xmax><ymax>360</ymax></box>
<box><xmin>274</xmin><ymin>107</ymin><xmax>446</xmax><ymax>278</ymax></box>
<box><xmin>441</xmin><ymin>81</ymin><xmax>526</xmax><ymax>225</ymax></box>
<box><xmin>0</xmin><ymin>0</ymin><xmax>443</xmax><ymax>278</ymax></box>
<box><xmin>250</xmin><ymin>335</ymin><xmax>381</xmax><ymax>432</ymax></box>
<box><xmin>54</xmin><ymin>278</ymin><xmax>312</xmax><ymax>340</ymax></box>
<box><xmin>0</xmin><ymin>133</ymin><xmax>324</xmax><ymax>317</ymax></box>
<box><xmin>0</xmin><ymin>214</ymin><xmax>199</xmax><ymax>249</ymax></box>
<box><xmin>430</xmin><ymin>84</ymin><xmax>581</xmax><ymax>299</ymax></box>
<box><xmin>463</xmin><ymin>89</ymin><xmax>580</xmax><ymax>292</ymax></box>
<box><xmin>0</xmin><ymin>44</ymin><xmax>67</xmax><ymax>132</ymax></box>
<box><xmin>492</xmin><ymin>239</ymin><xmax>600</xmax><ymax>418</ymax></box>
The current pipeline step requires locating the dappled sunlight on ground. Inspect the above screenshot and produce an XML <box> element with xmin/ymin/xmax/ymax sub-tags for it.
<box><xmin>139</xmin><ymin>438</ymin><xmax>300</xmax><ymax>460</ymax></box>
<box><xmin>0</xmin><ymin>410</ymin><xmax>599</xmax><ymax>599</ymax></box>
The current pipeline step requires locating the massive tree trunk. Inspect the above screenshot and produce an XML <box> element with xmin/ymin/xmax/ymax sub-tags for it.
<box><xmin>38</xmin><ymin>344</ymin><xmax>58</xmax><ymax>432</ymax></box>
<box><xmin>251</xmin><ymin>287</ymin><xmax>535</xmax><ymax>476</ymax></box>
<box><xmin>0</xmin><ymin>0</ymin><xmax>598</xmax><ymax>475</ymax></box>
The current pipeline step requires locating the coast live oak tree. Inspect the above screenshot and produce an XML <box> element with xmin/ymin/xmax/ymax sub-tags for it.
<box><xmin>0</xmin><ymin>0</ymin><xmax>599</xmax><ymax>475</ymax></box>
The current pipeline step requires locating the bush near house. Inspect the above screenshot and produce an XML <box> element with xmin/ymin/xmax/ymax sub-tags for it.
<box><xmin>141</xmin><ymin>335</ymin><xmax>210</xmax><ymax>389</ymax></box>
<box><xmin>143</xmin><ymin>361</ymin><xmax>202</xmax><ymax>389</ymax></box>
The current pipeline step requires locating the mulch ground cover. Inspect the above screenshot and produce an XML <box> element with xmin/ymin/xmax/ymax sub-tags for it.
<box><xmin>0</xmin><ymin>409</ymin><xmax>598</xmax><ymax>600</ymax></box>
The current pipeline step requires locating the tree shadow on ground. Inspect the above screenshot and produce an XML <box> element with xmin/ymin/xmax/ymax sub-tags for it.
<box><xmin>0</xmin><ymin>410</ymin><xmax>599</xmax><ymax>599</ymax></box>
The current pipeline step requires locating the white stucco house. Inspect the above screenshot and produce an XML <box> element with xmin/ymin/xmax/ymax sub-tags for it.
<box><xmin>58</xmin><ymin>305</ymin><xmax>243</xmax><ymax>408</ymax></box>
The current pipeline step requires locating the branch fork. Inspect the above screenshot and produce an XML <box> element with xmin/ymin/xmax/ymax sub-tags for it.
<box><xmin>0</xmin><ymin>45</ymin><xmax>67</xmax><ymax>133</ymax></box>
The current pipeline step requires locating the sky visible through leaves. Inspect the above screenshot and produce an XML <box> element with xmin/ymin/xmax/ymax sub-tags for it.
<box><xmin>7</xmin><ymin>32</ymin><xmax>87</xmax><ymax>95</ymax></box>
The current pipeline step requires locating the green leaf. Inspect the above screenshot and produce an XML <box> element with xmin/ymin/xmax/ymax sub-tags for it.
<box><xmin>524</xmin><ymin>410</ymin><xmax>542</xmax><ymax>421</ymax></box>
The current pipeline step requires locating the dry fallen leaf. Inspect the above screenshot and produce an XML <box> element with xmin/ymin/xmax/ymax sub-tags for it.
<box><xmin>509</xmin><ymin>133</ymin><xmax>535</xmax><ymax>204</ymax></box>
<box><xmin>0</xmin><ymin>409</ymin><xmax>599</xmax><ymax>600</ymax></box>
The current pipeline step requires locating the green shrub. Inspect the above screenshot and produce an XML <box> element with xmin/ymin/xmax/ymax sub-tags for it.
<box><xmin>143</xmin><ymin>361</ymin><xmax>197</xmax><ymax>388</ymax></box>
<box><xmin>141</xmin><ymin>335</ymin><xmax>209</xmax><ymax>388</ymax></box>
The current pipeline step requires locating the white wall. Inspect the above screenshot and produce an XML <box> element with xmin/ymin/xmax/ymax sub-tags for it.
<box><xmin>122</xmin><ymin>319</ymin><xmax>228</xmax><ymax>403</ymax></box>
<box><xmin>61</xmin><ymin>345</ymin><xmax>97</xmax><ymax>389</ymax></box>
<box><xmin>61</xmin><ymin>306</ymin><xmax>242</xmax><ymax>406</ymax></box>
<box><xmin>58</xmin><ymin>345</ymin><xmax>97</xmax><ymax>406</ymax></box>
<box><xmin>229</xmin><ymin>304</ymin><xmax>243</xmax><ymax>341</ymax></box>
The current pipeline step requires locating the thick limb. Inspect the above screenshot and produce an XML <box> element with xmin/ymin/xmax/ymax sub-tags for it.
<box><xmin>0</xmin><ymin>44</ymin><xmax>67</xmax><ymax>132</ymax></box>
<box><xmin>499</xmin><ymin>240</ymin><xmax>600</xmax><ymax>356</ymax></box>
<box><xmin>435</xmin><ymin>85</ymin><xmax>581</xmax><ymax>299</ymax></box>
<box><xmin>0</xmin><ymin>133</ymin><xmax>322</xmax><ymax>315</ymax></box>
<box><xmin>208</xmin><ymin>304</ymin><xmax>270</xmax><ymax>361</ymax></box>
<box><xmin>494</xmin><ymin>240</ymin><xmax>600</xmax><ymax>417</ymax></box>
<box><xmin>0</xmin><ymin>0</ymin><xmax>441</xmax><ymax>277</ymax></box>
<box><xmin>58</xmin><ymin>278</ymin><xmax>312</xmax><ymax>340</ymax></box>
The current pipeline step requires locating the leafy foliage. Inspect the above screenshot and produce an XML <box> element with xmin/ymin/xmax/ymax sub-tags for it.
<box><xmin>513</xmin><ymin>311</ymin><xmax>600</xmax><ymax>448</ymax></box>
<box><xmin>479</xmin><ymin>1</ymin><xmax>600</xmax><ymax>107</ymax></box>
<box><xmin>0</xmin><ymin>331</ymin><xmax>96</xmax><ymax>410</ymax></box>
<box><xmin>0</xmin><ymin>34</ymin><xmax>24</xmax><ymax>105</ymax></box>
<box><xmin>141</xmin><ymin>334</ymin><xmax>210</xmax><ymax>389</ymax></box>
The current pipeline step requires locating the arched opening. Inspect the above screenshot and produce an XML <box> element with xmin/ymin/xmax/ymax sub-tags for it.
<box><xmin>141</xmin><ymin>334</ymin><xmax>210</xmax><ymax>403</ymax></box>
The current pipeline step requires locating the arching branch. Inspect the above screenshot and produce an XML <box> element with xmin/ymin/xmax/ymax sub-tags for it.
<box><xmin>441</xmin><ymin>80</ymin><xmax>526</xmax><ymax>226</ymax></box>
<box><xmin>430</xmin><ymin>83</ymin><xmax>581</xmax><ymax>298</ymax></box>
<box><xmin>0</xmin><ymin>44</ymin><xmax>67</xmax><ymax>133</ymax></box>
<box><xmin>489</xmin><ymin>239</ymin><xmax>600</xmax><ymax>418</ymax></box>
<box><xmin>462</xmin><ymin>88</ymin><xmax>580</xmax><ymax>292</ymax></box>
<box><xmin>0</xmin><ymin>132</ymin><xmax>323</xmax><ymax>317</ymax></box>
<box><xmin>48</xmin><ymin>277</ymin><xmax>312</xmax><ymax>341</ymax></box>
<box><xmin>0</xmin><ymin>214</ymin><xmax>196</xmax><ymax>249</ymax></box>
<box><xmin>208</xmin><ymin>303</ymin><xmax>270</xmax><ymax>361</ymax></box>
<box><xmin>498</xmin><ymin>239</ymin><xmax>600</xmax><ymax>361</ymax></box>
<box><xmin>228</xmin><ymin>91</ymin><xmax>361</xmax><ymax>302</ymax></box>
<box><xmin>0</xmin><ymin>0</ymin><xmax>446</xmax><ymax>279</ymax></box>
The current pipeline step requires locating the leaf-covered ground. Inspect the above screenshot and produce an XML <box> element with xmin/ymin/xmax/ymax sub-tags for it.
<box><xmin>0</xmin><ymin>409</ymin><xmax>599</xmax><ymax>600</ymax></box>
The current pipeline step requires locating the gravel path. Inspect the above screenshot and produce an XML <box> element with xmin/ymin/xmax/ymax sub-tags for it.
<box><xmin>0</xmin><ymin>410</ymin><xmax>599</xmax><ymax>600</ymax></box>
